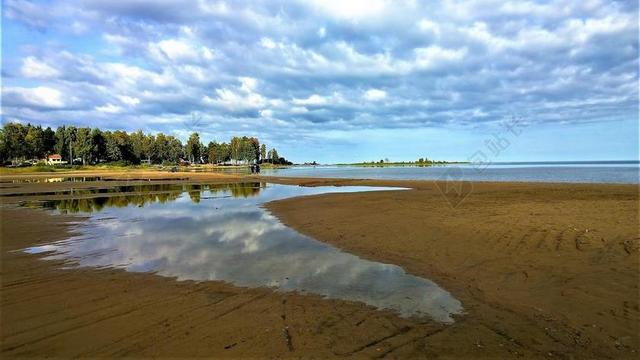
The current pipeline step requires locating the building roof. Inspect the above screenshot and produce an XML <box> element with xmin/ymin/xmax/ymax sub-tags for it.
<box><xmin>48</xmin><ymin>154</ymin><xmax>62</xmax><ymax>159</ymax></box>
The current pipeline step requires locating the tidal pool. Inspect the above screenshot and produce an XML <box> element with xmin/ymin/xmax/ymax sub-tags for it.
<box><xmin>24</xmin><ymin>182</ymin><xmax>463</xmax><ymax>323</ymax></box>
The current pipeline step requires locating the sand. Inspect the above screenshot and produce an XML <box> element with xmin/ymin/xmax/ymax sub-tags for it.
<box><xmin>1</xmin><ymin>172</ymin><xmax>638</xmax><ymax>358</ymax></box>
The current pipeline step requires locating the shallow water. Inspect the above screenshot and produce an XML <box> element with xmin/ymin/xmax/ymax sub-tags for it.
<box><xmin>6</xmin><ymin>182</ymin><xmax>266</xmax><ymax>198</ymax></box>
<box><xmin>262</xmin><ymin>161</ymin><xmax>640</xmax><ymax>184</ymax></box>
<box><xmin>24</xmin><ymin>183</ymin><xmax>463</xmax><ymax>323</ymax></box>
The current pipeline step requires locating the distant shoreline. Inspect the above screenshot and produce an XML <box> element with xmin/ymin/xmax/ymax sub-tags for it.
<box><xmin>333</xmin><ymin>161</ymin><xmax>465</xmax><ymax>167</ymax></box>
<box><xmin>330</xmin><ymin>160</ymin><xmax>639</xmax><ymax>167</ymax></box>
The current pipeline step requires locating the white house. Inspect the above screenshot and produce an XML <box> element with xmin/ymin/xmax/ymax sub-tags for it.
<box><xmin>47</xmin><ymin>154</ymin><xmax>67</xmax><ymax>166</ymax></box>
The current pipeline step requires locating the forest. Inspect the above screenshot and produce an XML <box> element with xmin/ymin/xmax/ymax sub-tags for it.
<box><xmin>0</xmin><ymin>123</ymin><xmax>292</xmax><ymax>166</ymax></box>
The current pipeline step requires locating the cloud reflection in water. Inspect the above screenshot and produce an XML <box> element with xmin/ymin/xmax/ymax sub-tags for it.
<box><xmin>26</xmin><ymin>183</ymin><xmax>463</xmax><ymax>323</ymax></box>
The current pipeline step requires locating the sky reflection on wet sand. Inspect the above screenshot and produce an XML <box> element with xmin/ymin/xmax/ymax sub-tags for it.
<box><xmin>25</xmin><ymin>183</ymin><xmax>463</xmax><ymax>323</ymax></box>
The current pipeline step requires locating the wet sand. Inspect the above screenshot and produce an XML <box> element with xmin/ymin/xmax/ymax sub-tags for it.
<box><xmin>1</xmin><ymin>172</ymin><xmax>638</xmax><ymax>358</ymax></box>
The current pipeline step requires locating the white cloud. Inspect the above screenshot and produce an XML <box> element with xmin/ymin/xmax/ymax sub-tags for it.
<box><xmin>239</xmin><ymin>77</ymin><xmax>258</xmax><ymax>92</ymax></box>
<box><xmin>363</xmin><ymin>89</ymin><xmax>387</xmax><ymax>101</ymax></box>
<box><xmin>292</xmin><ymin>94</ymin><xmax>327</xmax><ymax>106</ymax></box>
<box><xmin>205</xmin><ymin>78</ymin><xmax>266</xmax><ymax>111</ymax></box>
<box><xmin>307</xmin><ymin>0</ymin><xmax>389</xmax><ymax>21</ymax></box>
<box><xmin>101</xmin><ymin>62</ymin><xmax>176</xmax><ymax>89</ymax></box>
<box><xmin>1</xmin><ymin>0</ymin><xmax>636</xmax><ymax>151</ymax></box>
<box><xmin>103</xmin><ymin>33</ymin><xmax>141</xmax><ymax>55</ymax></box>
<box><xmin>4</xmin><ymin>86</ymin><xmax>66</xmax><ymax>108</ymax></box>
<box><xmin>95</xmin><ymin>103</ymin><xmax>123</xmax><ymax>113</ymax></box>
<box><xmin>104</xmin><ymin>63</ymin><xmax>145</xmax><ymax>80</ymax></box>
<box><xmin>260</xmin><ymin>109</ymin><xmax>273</xmax><ymax>118</ymax></box>
<box><xmin>148</xmin><ymin>38</ymin><xmax>215</xmax><ymax>63</ymax></box>
<box><xmin>461</xmin><ymin>22</ymin><xmax>508</xmax><ymax>50</ymax></box>
<box><xmin>198</xmin><ymin>0</ymin><xmax>230</xmax><ymax>15</ymax></box>
<box><xmin>179</xmin><ymin>65</ymin><xmax>208</xmax><ymax>82</ymax></box>
<box><xmin>260</xmin><ymin>37</ymin><xmax>276</xmax><ymax>49</ymax></box>
<box><xmin>217</xmin><ymin>90</ymin><xmax>265</xmax><ymax>109</ymax></box>
<box><xmin>21</xmin><ymin>57</ymin><xmax>60</xmax><ymax>78</ymax></box>
<box><xmin>201</xmin><ymin>47</ymin><xmax>215</xmax><ymax>61</ymax></box>
<box><xmin>563</xmin><ymin>15</ymin><xmax>635</xmax><ymax>43</ymax></box>
<box><xmin>70</xmin><ymin>20</ymin><xmax>88</xmax><ymax>34</ymax></box>
<box><xmin>414</xmin><ymin>46</ymin><xmax>467</xmax><ymax>69</ymax></box>
<box><xmin>31</xmin><ymin>87</ymin><xmax>65</xmax><ymax>107</ymax></box>
<box><xmin>156</xmin><ymin>39</ymin><xmax>193</xmax><ymax>59</ymax></box>
<box><xmin>418</xmin><ymin>19</ymin><xmax>440</xmax><ymax>35</ymax></box>
<box><xmin>117</xmin><ymin>95</ymin><xmax>141</xmax><ymax>106</ymax></box>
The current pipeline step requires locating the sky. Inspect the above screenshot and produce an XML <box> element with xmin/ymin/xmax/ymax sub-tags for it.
<box><xmin>1</xmin><ymin>0</ymin><xmax>638</xmax><ymax>163</ymax></box>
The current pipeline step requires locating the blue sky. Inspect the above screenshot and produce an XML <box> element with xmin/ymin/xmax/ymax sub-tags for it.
<box><xmin>2</xmin><ymin>0</ymin><xmax>638</xmax><ymax>163</ymax></box>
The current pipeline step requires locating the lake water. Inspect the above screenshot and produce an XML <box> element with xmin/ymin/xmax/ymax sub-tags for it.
<box><xmin>23</xmin><ymin>182</ymin><xmax>463</xmax><ymax>323</ymax></box>
<box><xmin>262</xmin><ymin>161</ymin><xmax>640</xmax><ymax>184</ymax></box>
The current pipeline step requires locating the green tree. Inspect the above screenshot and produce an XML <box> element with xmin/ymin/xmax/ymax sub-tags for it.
<box><xmin>65</xmin><ymin>126</ymin><xmax>77</xmax><ymax>163</ymax></box>
<box><xmin>43</xmin><ymin>127</ymin><xmax>56</xmax><ymax>156</ymax></box>
<box><xmin>208</xmin><ymin>141</ymin><xmax>220</xmax><ymax>164</ymax></box>
<box><xmin>104</xmin><ymin>131</ymin><xmax>121</xmax><ymax>161</ymax></box>
<box><xmin>230</xmin><ymin>136</ymin><xmax>241</xmax><ymax>164</ymax></box>
<box><xmin>0</xmin><ymin>128</ymin><xmax>5</xmax><ymax>163</ymax></box>
<box><xmin>153</xmin><ymin>133</ymin><xmax>169</xmax><ymax>163</ymax></box>
<box><xmin>167</xmin><ymin>136</ymin><xmax>183</xmax><ymax>163</ymax></box>
<box><xmin>113</xmin><ymin>130</ymin><xmax>133</xmax><ymax>162</ymax></box>
<box><xmin>0</xmin><ymin>123</ymin><xmax>289</xmax><ymax>168</ymax></box>
<box><xmin>250</xmin><ymin>137</ymin><xmax>260</xmax><ymax>164</ymax></box>
<box><xmin>260</xmin><ymin>144</ymin><xmax>266</xmax><ymax>163</ymax></box>
<box><xmin>239</xmin><ymin>136</ymin><xmax>253</xmax><ymax>163</ymax></box>
<box><xmin>130</xmin><ymin>130</ymin><xmax>146</xmax><ymax>164</ymax></box>
<box><xmin>54</xmin><ymin>126</ymin><xmax>67</xmax><ymax>160</ymax></box>
<box><xmin>74</xmin><ymin>128</ymin><xmax>93</xmax><ymax>165</ymax></box>
<box><xmin>200</xmin><ymin>142</ymin><xmax>209</xmax><ymax>163</ymax></box>
<box><xmin>24</xmin><ymin>125</ymin><xmax>45</xmax><ymax>159</ymax></box>
<box><xmin>2</xmin><ymin>123</ymin><xmax>27</xmax><ymax>162</ymax></box>
<box><xmin>269</xmin><ymin>148</ymin><xmax>279</xmax><ymax>164</ymax></box>
<box><xmin>0</xmin><ymin>129</ymin><xmax>6</xmax><ymax>164</ymax></box>
<box><xmin>185</xmin><ymin>132</ymin><xmax>201</xmax><ymax>163</ymax></box>
<box><xmin>219</xmin><ymin>142</ymin><xmax>230</xmax><ymax>164</ymax></box>
<box><xmin>103</xmin><ymin>130</ymin><xmax>132</xmax><ymax>163</ymax></box>
<box><xmin>90</xmin><ymin>128</ymin><xmax>106</xmax><ymax>163</ymax></box>
<box><xmin>208</xmin><ymin>141</ymin><xmax>231</xmax><ymax>164</ymax></box>
<box><xmin>142</xmin><ymin>134</ymin><xmax>155</xmax><ymax>164</ymax></box>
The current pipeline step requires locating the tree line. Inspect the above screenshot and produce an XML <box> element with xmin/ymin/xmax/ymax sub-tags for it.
<box><xmin>0</xmin><ymin>122</ymin><xmax>291</xmax><ymax>166</ymax></box>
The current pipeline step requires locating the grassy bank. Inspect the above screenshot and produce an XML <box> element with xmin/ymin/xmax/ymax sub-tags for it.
<box><xmin>0</xmin><ymin>164</ymin><xmax>157</xmax><ymax>175</ymax></box>
<box><xmin>0</xmin><ymin>163</ymin><xmax>290</xmax><ymax>176</ymax></box>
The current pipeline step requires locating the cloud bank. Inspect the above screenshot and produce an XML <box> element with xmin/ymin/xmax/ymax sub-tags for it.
<box><xmin>2</xmin><ymin>0</ymin><xmax>638</xmax><ymax>161</ymax></box>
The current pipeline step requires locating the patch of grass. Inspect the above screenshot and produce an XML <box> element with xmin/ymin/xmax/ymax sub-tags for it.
<box><xmin>0</xmin><ymin>163</ymin><xmax>161</xmax><ymax>175</ymax></box>
<box><xmin>0</xmin><ymin>162</ymin><xmax>294</xmax><ymax>175</ymax></box>
<box><xmin>0</xmin><ymin>165</ymin><xmax>58</xmax><ymax>174</ymax></box>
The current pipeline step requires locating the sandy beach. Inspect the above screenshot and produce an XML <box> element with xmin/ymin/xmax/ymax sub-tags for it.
<box><xmin>1</xmin><ymin>172</ymin><xmax>638</xmax><ymax>358</ymax></box>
